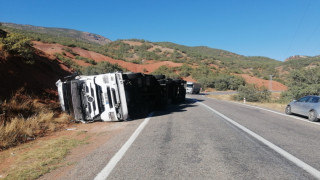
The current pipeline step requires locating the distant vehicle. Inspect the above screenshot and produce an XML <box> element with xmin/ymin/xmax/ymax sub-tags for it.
<box><xmin>186</xmin><ymin>82</ymin><xmax>201</xmax><ymax>94</ymax></box>
<box><xmin>285</xmin><ymin>95</ymin><xmax>320</xmax><ymax>122</ymax></box>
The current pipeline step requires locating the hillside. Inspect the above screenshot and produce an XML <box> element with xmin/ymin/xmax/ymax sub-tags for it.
<box><xmin>1</xmin><ymin>22</ymin><xmax>111</xmax><ymax>45</ymax></box>
<box><xmin>33</xmin><ymin>41</ymin><xmax>184</xmax><ymax>73</ymax></box>
<box><xmin>283</xmin><ymin>55</ymin><xmax>320</xmax><ymax>70</ymax></box>
<box><xmin>0</xmin><ymin>22</ymin><xmax>296</xmax><ymax>92</ymax></box>
<box><xmin>0</xmin><ymin>44</ymin><xmax>72</xmax><ymax>100</ymax></box>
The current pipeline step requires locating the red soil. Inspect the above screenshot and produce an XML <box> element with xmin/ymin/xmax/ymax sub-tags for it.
<box><xmin>238</xmin><ymin>74</ymin><xmax>287</xmax><ymax>91</ymax></box>
<box><xmin>32</xmin><ymin>42</ymin><xmax>288</xmax><ymax>92</ymax></box>
<box><xmin>0</xmin><ymin>48</ymin><xmax>72</xmax><ymax>100</ymax></box>
<box><xmin>33</xmin><ymin>42</ymin><xmax>183</xmax><ymax>73</ymax></box>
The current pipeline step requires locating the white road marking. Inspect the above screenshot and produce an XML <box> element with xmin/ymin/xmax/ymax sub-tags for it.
<box><xmin>94</xmin><ymin>113</ymin><xmax>154</xmax><ymax>180</ymax></box>
<box><xmin>205</xmin><ymin>96</ymin><xmax>320</xmax><ymax>127</ymax></box>
<box><xmin>198</xmin><ymin>101</ymin><xmax>320</xmax><ymax>179</ymax></box>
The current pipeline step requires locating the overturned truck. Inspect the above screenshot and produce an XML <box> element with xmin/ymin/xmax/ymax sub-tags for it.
<box><xmin>56</xmin><ymin>72</ymin><xmax>186</xmax><ymax>122</ymax></box>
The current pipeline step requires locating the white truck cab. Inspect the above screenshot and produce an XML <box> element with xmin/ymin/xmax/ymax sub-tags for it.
<box><xmin>56</xmin><ymin>72</ymin><xmax>128</xmax><ymax>122</ymax></box>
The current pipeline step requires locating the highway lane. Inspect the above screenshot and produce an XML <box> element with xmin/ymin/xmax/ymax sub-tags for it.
<box><xmin>105</xmin><ymin>96</ymin><xmax>317</xmax><ymax>179</ymax></box>
<box><xmin>51</xmin><ymin>95</ymin><xmax>320</xmax><ymax>179</ymax></box>
<box><xmin>194</xmin><ymin>95</ymin><xmax>320</xmax><ymax>171</ymax></box>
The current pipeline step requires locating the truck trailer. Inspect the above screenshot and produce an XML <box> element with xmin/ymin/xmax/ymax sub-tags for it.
<box><xmin>56</xmin><ymin>72</ymin><xmax>186</xmax><ymax>122</ymax></box>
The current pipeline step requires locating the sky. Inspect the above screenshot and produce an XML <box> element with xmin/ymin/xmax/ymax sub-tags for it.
<box><xmin>1</xmin><ymin>0</ymin><xmax>320</xmax><ymax>61</ymax></box>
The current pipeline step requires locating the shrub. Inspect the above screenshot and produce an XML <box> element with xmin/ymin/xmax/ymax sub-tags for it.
<box><xmin>213</xmin><ymin>75</ymin><xmax>245</xmax><ymax>91</ymax></box>
<box><xmin>178</xmin><ymin>64</ymin><xmax>193</xmax><ymax>77</ymax></box>
<box><xmin>81</xmin><ymin>61</ymin><xmax>126</xmax><ymax>75</ymax></box>
<box><xmin>281</xmin><ymin>67</ymin><xmax>320</xmax><ymax>102</ymax></box>
<box><xmin>75</xmin><ymin>56</ymin><xmax>97</xmax><ymax>65</ymax></box>
<box><xmin>0</xmin><ymin>90</ymin><xmax>70</xmax><ymax>149</ymax></box>
<box><xmin>131</xmin><ymin>59</ymin><xmax>142</xmax><ymax>64</ymax></box>
<box><xmin>67</xmin><ymin>44</ymin><xmax>76</xmax><ymax>47</ymax></box>
<box><xmin>233</xmin><ymin>85</ymin><xmax>271</xmax><ymax>102</ymax></box>
<box><xmin>152</xmin><ymin>65</ymin><xmax>179</xmax><ymax>79</ymax></box>
<box><xmin>153</xmin><ymin>48</ymin><xmax>162</xmax><ymax>53</ymax></box>
<box><xmin>62</xmin><ymin>48</ymin><xmax>79</xmax><ymax>56</ymax></box>
<box><xmin>0</xmin><ymin>32</ymin><xmax>34</xmax><ymax>63</ymax></box>
<box><xmin>55</xmin><ymin>53</ymin><xmax>81</xmax><ymax>72</ymax></box>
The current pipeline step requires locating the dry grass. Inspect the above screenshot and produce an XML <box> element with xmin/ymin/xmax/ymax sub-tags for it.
<box><xmin>3</xmin><ymin>136</ymin><xmax>86</xmax><ymax>180</ymax></box>
<box><xmin>244</xmin><ymin>102</ymin><xmax>286</xmax><ymax>112</ymax></box>
<box><xmin>208</xmin><ymin>93</ymin><xmax>287</xmax><ymax>112</ymax></box>
<box><xmin>0</xmin><ymin>90</ymin><xmax>71</xmax><ymax>150</ymax></box>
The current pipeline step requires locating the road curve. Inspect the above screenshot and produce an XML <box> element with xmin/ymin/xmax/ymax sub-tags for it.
<box><xmin>51</xmin><ymin>95</ymin><xmax>320</xmax><ymax>179</ymax></box>
<box><xmin>105</xmin><ymin>95</ymin><xmax>319</xmax><ymax>179</ymax></box>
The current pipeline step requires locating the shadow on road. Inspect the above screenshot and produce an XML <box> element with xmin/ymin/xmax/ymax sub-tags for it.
<box><xmin>150</xmin><ymin>98</ymin><xmax>203</xmax><ymax>119</ymax></box>
<box><xmin>122</xmin><ymin>98</ymin><xmax>203</xmax><ymax>122</ymax></box>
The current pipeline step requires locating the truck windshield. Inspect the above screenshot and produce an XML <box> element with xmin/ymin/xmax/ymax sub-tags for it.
<box><xmin>187</xmin><ymin>84</ymin><xmax>193</xmax><ymax>88</ymax></box>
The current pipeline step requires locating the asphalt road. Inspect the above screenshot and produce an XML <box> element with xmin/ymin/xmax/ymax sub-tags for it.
<box><xmin>57</xmin><ymin>94</ymin><xmax>320</xmax><ymax>179</ymax></box>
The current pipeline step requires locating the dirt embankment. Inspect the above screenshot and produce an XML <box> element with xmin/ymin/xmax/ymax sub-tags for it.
<box><xmin>32</xmin><ymin>42</ymin><xmax>288</xmax><ymax>90</ymax></box>
<box><xmin>33</xmin><ymin>41</ymin><xmax>183</xmax><ymax>73</ymax></box>
<box><xmin>0</xmin><ymin>48</ymin><xmax>72</xmax><ymax>100</ymax></box>
<box><xmin>238</xmin><ymin>74</ymin><xmax>287</xmax><ymax>91</ymax></box>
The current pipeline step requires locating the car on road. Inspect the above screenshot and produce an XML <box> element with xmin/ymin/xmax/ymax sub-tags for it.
<box><xmin>285</xmin><ymin>95</ymin><xmax>320</xmax><ymax>122</ymax></box>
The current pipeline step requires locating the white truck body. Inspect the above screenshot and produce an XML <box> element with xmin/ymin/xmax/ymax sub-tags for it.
<box><xmin>186</xmin><ymin>82</ymin><xmax>201</xmax><ymax>94</ymax></box>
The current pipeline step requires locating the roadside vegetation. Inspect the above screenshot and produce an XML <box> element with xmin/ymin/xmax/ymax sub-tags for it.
<box><xmin>233</xmin><ymin>85</ymin><xmax>271</xmax><ymax>102</ymax></box>
<box><xmin>280</xmin><ymin>66</ymin><xmax>320</xmax><ymax>102</ymax></box>
<box><xmin>209</xmin><ymin>91</ymin><xmax>285</xmax><ymax>112</ymax></box>
<box><xmin>0</xmin><ymin>31</ymin><xmax>34</xmax><ymax>64</ymax></box>
<box><xmin>1</xmin><ymin>135</ymin><xmax>88</xmax><ymax>180</ymax></box>
<box><xmin>152</xmin><ymin>63</ymin><xmax>246</xmax><ymax>91</ymax></box>
<box><xmin>0</xmin><ymin>30</ymin><xmax>73</xmax><ymax>151</ymax></box>
<box><xmin>211</xmin><ymin>65</ymin><xmax>320</xmax><ymax>111</ymax></box>
<box><xmin>0</xmin><ymin>90</ymin><xmax>71</xmax><ymax>150</ymax></box>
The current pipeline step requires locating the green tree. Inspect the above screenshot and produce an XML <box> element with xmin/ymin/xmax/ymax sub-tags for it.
<box><xmin>281</xmin><ymin>67</ymin><xmax>320</xmax><ymax>102</ymax></box>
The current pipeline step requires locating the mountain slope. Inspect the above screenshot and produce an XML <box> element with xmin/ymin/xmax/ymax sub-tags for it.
<box><xmin>0</xmin><ymin>48</ymin><xmax>72</xmax><ymax>99</ymax></box>
<box><xmin>1</xmin><ymin>22</ymin><xmax>111</xmax><ymax>45</ymax></box>
<box><xmin>283</xmin><ymin>55</ymin><xmax>320</xmax><ymax>70</ymax></box>
<box><xmin>0</xmin><ymin>22</ymin><xmax>293</xmax><ymax>91</ymax></box>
